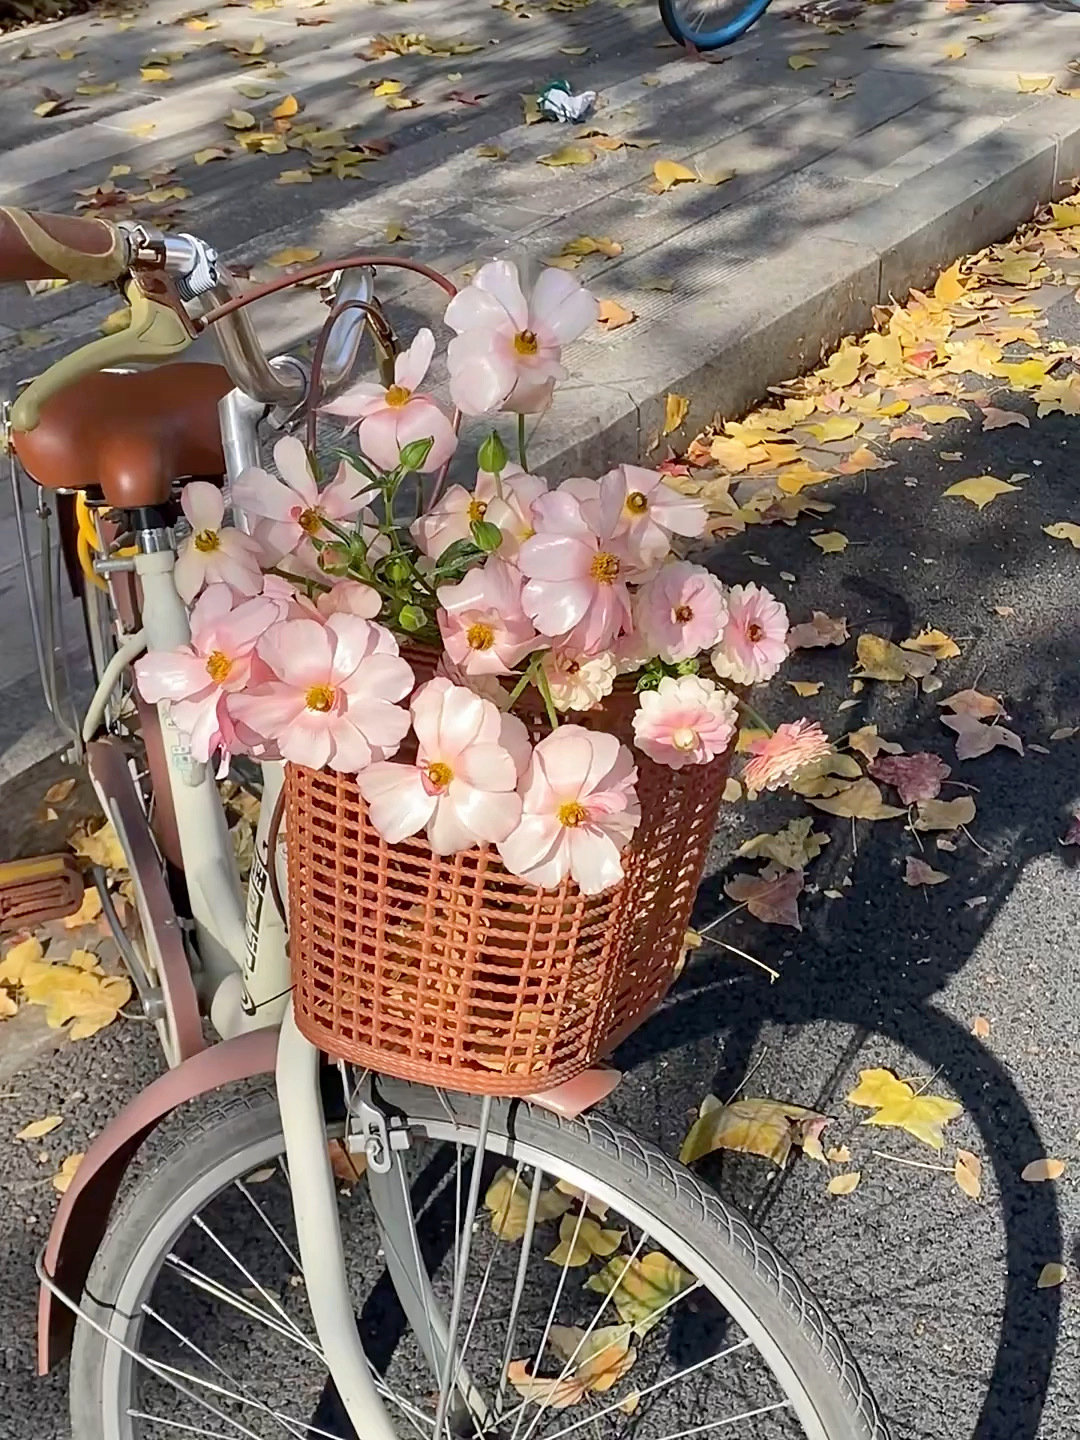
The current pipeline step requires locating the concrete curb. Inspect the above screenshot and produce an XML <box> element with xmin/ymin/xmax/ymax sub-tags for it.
<box><xmin>532</xmin><ymin>95</ymin><xmax>1080</xmax><ymax>479</ymax></box>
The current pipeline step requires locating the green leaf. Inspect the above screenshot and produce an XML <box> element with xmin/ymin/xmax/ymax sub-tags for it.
<box><xmin>397</xmin><ymin>603</ymin><xmax>428</xmax><ymax>632</ymax></box>
<box><xmin>477</xmin><ymin>430</ymin><xmax>508</xmax><ymax>474</ymax></box>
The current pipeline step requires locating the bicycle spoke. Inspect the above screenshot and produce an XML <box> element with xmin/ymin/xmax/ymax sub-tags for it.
<box><xmin>164</xmin><ymin>1254</ymin><xmax>322</xmax><ymax>1358</ymax></box>
<box><xmin>648</xmin><ymin>1399</ymin><xmax>794</xmax><ymax>1440</ymax></box>
<box><xmin>191</xmin><ymin>1213</ymin><xmax>315</xmax><ymax>1348</ymax></box>
<box><xmin>234</xmin><ymin>1178</ymin><xmax>303</xmax><ymax>1272</ymax></box>
<box><xmin>494</xmin><ymin>1167</ymin><xmax>545</xmax><ymax>1414</ymax></box>
<box><xmin>127</xmin><ymin>1413</ymin><xmax>239</xmax><ymax>1438</ymax></box>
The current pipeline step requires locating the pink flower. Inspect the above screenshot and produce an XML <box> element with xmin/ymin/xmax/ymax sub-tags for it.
<box><xmin>232</xmin><ymin>437</ymin><xmax>375</xmax><ymax>571</ymax></box>
<box><xmin>541</xmin><ymin>649</ymin><xmax>616</xmax><ymax>713</ymax></box>
<box><xmin>518</xmin><ymin>490</ymin><xmax>631</xmax><ymax>654</ymax></box>
<box><xmin>437</xmin><ymin>558</ymin><xmax>540</xmax><ymax>676</ymax></box>
<box><xmin>711</xmin><ymin>583</ymin><xmax>789</xmax><ymax>685</ymax></box>
<box><xmin>634</xmin><ymin>562</ymin><xmax>728</xmax><ymax>664</ymax></box>
<box><xmin>498</xmin><ymin>726</ymin><xmax>640</xmax><ymax>895</ymax></box>
<box><xmin>231</xmin><ymin>614</ymin><xmax>413</xmax><ymax>773</ymax></box>
<box><xmin>411</xmin><ymin>465</ymin><xmax>546</xmax><ymax>561</ymax></box>
<box><xmin>590</xmin><ymin>465</ymin><xmax>708</xmax><ymax>572</ymax></box>
<box><xmin>316</xmin><ymin>579</ymin><xmax>382</xmax><ymax>621</ymax></box>
<box><xmin>322</xmin><ymin>328</ymin><xmax>458</xmax><ymax>474</ymax></box>
<box><xmin>742</xmin><ymin>720</ymin><xmax>832</xmax><ymax>793</ymax></box>
<box><xmin>173</xmin><ymin>482</ymin><xmax>264</xmax><ymax>604</ymax></box>
<box><xmin>444</xmin><ymin>261</ymin><xmax>598</xmax><ymax>416</ymax></box>
<box><xmin>356</xmin><ymin>678</ymin><xmax>527</xmax><ymax>854</ymax></box>
<box><xmin>632</xmin><ymin>675</ymin><xmax>738</xmax><ymax>770</ymax></box>
<box><xmin>134</xmin><ymin>584</ymin><xmax>282</xmax><ymax>763</ymax></box>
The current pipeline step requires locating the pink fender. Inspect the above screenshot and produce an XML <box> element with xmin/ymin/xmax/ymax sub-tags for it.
<box><xmin>38</xmin><ymin>1031</ymin><xmax>621</xmax><ymax>1374</ymax></box>
<box><xmin>38</xmin><ymin>1027</ymin><xmax>279</xmax><ymax>1374</ymax></box>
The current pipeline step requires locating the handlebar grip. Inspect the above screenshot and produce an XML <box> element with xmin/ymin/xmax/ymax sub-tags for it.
<box><xmin>0</xmin><ymin>208</ymin><xmax>128</xmax><ymax>285</ymax></box>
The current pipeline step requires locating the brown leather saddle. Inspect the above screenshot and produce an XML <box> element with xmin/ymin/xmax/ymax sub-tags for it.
<box><xmin>11</xmin><ymin>362</ymin><xmax>233</xmax><ymax>508</ymax></box>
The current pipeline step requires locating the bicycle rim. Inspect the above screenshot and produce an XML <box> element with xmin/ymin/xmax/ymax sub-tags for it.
<box><xmin>659</xmin><ymin>0</ymin><xmax>771</xmax><ymax>48</ymax></box>
<box><xmin>75</xmin><ymin>1086</ymin><xmax>883</xmax><ymax>1440</ymax></box>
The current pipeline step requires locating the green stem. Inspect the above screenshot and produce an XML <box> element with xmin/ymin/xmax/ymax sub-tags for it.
<box><xmin>267</xmin><ymin>565</ymin><xmax>330</xmax><ymax>594</ymax></box>
<box><xmin>517</xmin><ymin>412</ymin><xmax>529</xmax><ymax>472</ymax></box>
<box><xmin>506</xmin><ymin>653</ymin><xmax>543</xmax><ymax>707</ymax></box>
<box><xmin>534</xmin><ymin>664</ymin><xmax>560</xmax><ymax>730</ymax></box>
<box><xmin>736</xmin><ymin>697</ymin><xmax>775</xmax><ymax>736</ymax></box>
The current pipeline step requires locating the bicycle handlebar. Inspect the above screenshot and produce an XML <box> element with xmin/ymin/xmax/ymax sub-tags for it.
<box><xmin>0</xmin><ymin>208</ymin><xmax>130</xmax><ymax>285</ymax></box>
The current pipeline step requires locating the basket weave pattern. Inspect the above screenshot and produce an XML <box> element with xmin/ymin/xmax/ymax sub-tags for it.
<box><xmin>286</xmin><ymin>682</ymin><xmax>729</xmax><ymax>1095</ymax></box>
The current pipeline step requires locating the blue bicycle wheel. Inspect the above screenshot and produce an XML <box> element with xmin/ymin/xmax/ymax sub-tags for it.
<box><xmin>659</xmin><ymin>0</ymin><xmax>771</xmax><ymax>49</ymax></box>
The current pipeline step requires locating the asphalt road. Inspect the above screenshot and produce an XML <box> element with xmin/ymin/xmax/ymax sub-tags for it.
<box><xmin>1</xmin><ymin>286</ymin><xmax>1079</xmax><ymax>1440</ymax></box>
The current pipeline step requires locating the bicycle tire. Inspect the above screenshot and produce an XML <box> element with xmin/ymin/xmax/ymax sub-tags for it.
<box><xmin>69</xmin><ymin>1079</ymin><xmax>889</xmax><ymax>1440</ymax></box>
<box><xmin>659</xmin><ymin>0</ymin><xmax>771</xmax><ymax>49</ymax></box>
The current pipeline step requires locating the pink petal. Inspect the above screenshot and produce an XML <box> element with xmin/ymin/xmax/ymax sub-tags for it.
<box><xmin>536</xmin><ymin>725</ymin><xmax>621</xmax><ymax>801</ymax></box>
<box><xmin>497</xmin><ymin>815</ymin><xmax>566</xmax><ymax>887</ymax></box>
<box><xmin>521</xmin><ymin>576</ymin><xmax>592</xmax><ymax>637</ymax></box>
<box><xmin>518</xmin><ymin>533</ymin><xmax>592</xmax><ymax>583</ymax></box>
<box><xmin>395</xmin><ymin>327</ymin><xmax>436</xmax><ymax>390</ymax></box>
<box><xmin>135</xmin><ymin>648</ymin><xmax>210</xmax><ymax>704</ymax></box>
<box><xmin>321</xmin><ymin>381</ymin><xmax>387</xmax><ymax>420</ymax></box>
<box><xmin>357</xmin><ymin>763</ymin><xmax>434</xmax><ymax>842</ymax></box>
<box><xmin>444</xmin><ymin>282</ymin><xmax>518</xmax><ymax>336</ymax></box>
<box><xmin>230</xmin><ymin>684</ymin><xmax>309</xmax><ymax>738</ymax></box>
<box><xmin>391</xmin><ymin>399</ymin><xmax>459</xmax><ymax>473</ymax></box>
<box><xmin>317</xmin><ymin>581</ymin><xmax>382</xmax><ymax>620</ymax></box>
<box><xmin>566</xmin><ymin>827</ymin><xmax>624</xmax><ymax>895</ymax></box>
<box><xmin>447</xmin><ymin>341</ymin><xmax>516</xmax><ymax>416</ymax></box>
<box><xmin>447</xmin><ymin>781</ymin><xmax>521</xmax><ymax>844</ymax></box>
<box><xmin>529</xmin><ymin>268</ymin><xmax>599</xmax><ymax>346</ymax></box>
<box><xmin>341</xmin><ymin>695</ymin><xmax>411</xmax><ymax>754</ymax></box>
<box><xmin>357</xmin><ymin>407</ymin><xmax>405</xmax><ymax>473</ymax></box>
<box><xmin>181</xmin><ymin>480</ymin><xmax>224</xmax><ymax>532</ymax></box>
<box><xmin>279</xmin><ymin>712</ymin><xmax>334</xmax><ymax>770</ymax></box>
<box><xmin>258</xmin><ymin>619</ymin><xmax>333</xmax><ymax>688</ymax></box>
<box><xmin>324</xmin><ymin>717</ymin><xmax>374</xmax><ymax>774</ymax></box>
<box><xmin>273</xmin><ymin>435</ymin><xmax>318</xmax><ymax>505</ymax></box>
<box><xmin>211</xmin><ymin>546</ymin><xmax>264</xmax><ymax>598</ymax></box>
<box><xmin>232</xmin><ymin>467</ymin><xmax>297</xmax><ymax>523</ymax></box>
<box><xmin>212</xmin><ymin>595</ymin><xmax>282</xmax><ymax>657</ymax></box>
<box><xmin>173</xmin><ymin>544</ymin><xmax>206</xmax><ymax>604</ymax></box>
<box><xmin>453</xmin><ymin>742</ymin><xmax>518</xmax><ymax>792</ymax></box>
<box><xmin>427</xmin><ymin>796</ymin><xmax>482</xmax><ymax>855</ymax></box>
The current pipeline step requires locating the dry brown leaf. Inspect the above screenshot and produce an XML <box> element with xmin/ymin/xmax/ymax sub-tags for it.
<box><xmin>826</xmin><ymin>1144</ymin><xmax>851</xmax><ymax>1164</ymax></box>
<box><xmin>941</xmin><ymin>710</ymin><xmax>1023</xmax><ymax>760</ymax></box>
<box><xmin>869</xmin><ymin>752</ymin><xmax>950</xmax><ymax>804</ymax></box>
<box><xmin>981</xmin><ymin>406</ymin><xmax>1030</xmax><ymax>431</ymax></box>
<box><xmin>940</xmin><ymin>688</ymin><xmax>1004</xmax><ymax>720</ymax></box>
<box><xmin>914</xmin><ymin>796</ymin><xmax>976</xmax><ymax>831</ymax></box>
<box><xmin>43</xmin><ymin>778</ymin><xmax>77</xmax><ymax>805</ymax></box>
<box><xmin>1021</xmin><ymin>1158</ymin><xmax>1066</xmax><ymax>1183</ymax></box>
<box><xmin>724</xmin><ymin>868</ymin><xmax>804</xmax><ymax>928</ymax></box>
<box><xmin>597</xmin><ymin>298</ymin><xmax>636</xmax><ymax>331</ymax></box>
<box><xmin>855</xmin><ymin>634</ymin><xmax>936</xmax><ymax>683</ymax></box>
<box><xmin>506</xmin><ymin>1361</ymin><xmax>586</xmax><ymax>1409</ymax></box>
<box><xmin>788</xmin><ymin>680</ymin><xmax>824</xmax><ymax>697</ymax></box>
<box><xmin>904</xmin><ymin>856</ymin><xmax>948</xmax><ymax>887</ymax></box>
<box><xmin>827</xmin><ymin>1171</ymin><xmax>861</xmax><ymax>1195</ymax></box>
<box><xmin>971</xmin><ymin>1016</ymin><xmax>991</xmax><ymax>1039</ymax></box>
<box><xmin>846</xmin><ymin>724</ymin><xmax>903</xmax><ymax>761</ymax></box>
<box><xmin>16</xmin><ymin>1114</ymin><xmax>63</xmax><ymax>1141</ymax></box>
<box><xmin>736</xmin><ymin>817</ymin><xmax>829</xmax><ymax>871</ymax></box>
<box><xmin>328</xmin><ymin>1139</ymin><xmax>367</xmax><ymax>1186</ymax></box>
<box><xmin>809</xmin><ymin>778</ymin><xmax>905</xmax><ymax>821</ymax></box>
<box><xmin>954</xmin><ymin>1149</ymin><xmax>982</xmax><ymax>1200</ymax></box>
<box><xmin>789</xmin><ymin>612</ymin><xmax>849</xmax><ymax>649</ymax></box>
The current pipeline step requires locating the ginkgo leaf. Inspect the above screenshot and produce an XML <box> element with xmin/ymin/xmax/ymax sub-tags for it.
<box><xmin>652</xmin><ymin>159</ymin><xmax>697</xmax><ymax>191</ymax></box>
<box><xmin>549</xmin><ymin>1325</ymin><xmax>636</xmax><ymax>1393</ymax></box>
<box><xmin>788</xmin><ymin>54</ymin><xmax>817</xmax><ymax>69</ymax></box>
<box><xmin>904</xmin><ymin>856</ymin><xmax>948</xmax><ymax>887</ymax></box>
<box><xmin>943</xmin><ymin>41</ymin><xmax>966</xmax><ymax>60</ymax></box>
<box><xmin>775</xmin><ymin>461</ymin><xmax>833</xmax><ymax>495</ymax></box>
<box><xmin>941</xmin><ymin>711</ymin><xmax>1023</xmax><ymax>760</ymax></box>
<box><xmin>225</xmin><ymin>108</ymin><xmax>258</xmax><ymax>129</ymax></box>
<box><xmin>267</xmin><ymin>246</ymin><xmax>321</xmax><ymax>267</ymax></box>
<box><xmin>16</xmin><ymin>1114</ymin><xmax>63</xmax><ymax>1140</ymax></box>
<box><xmin>584</xmin><ymin>1252</ymin><xmax>695</xmax><ymax>1333</ymax></box>
<box><xmin>942</xmin><ymin>475</ymin><xmax>1019</xmax><ymax>510</ymax></box>
<box><xmin>819</xmin><ymin>340</ymin><xmax>862</xmax><ymax>388</ymax></box>
<box><xmin>140</xmin><ymin>65</ymin><xmax>173</xmax><ymax>82</ymax></box>
<box><xmin>476</xmin><ymin>144</ymin><xmax>507</xmax><ymax>159</ymax></box>
<box><xmin>271</xmin><ymin>93</ymin><xmax>300</xmax><ymax>118</ymax></box>
<box><xmin>855</xmin><ymin>633</ymin><xmax>936</xmax><ymax>682</ymax></box>
<box><xmin>846</xmin><ymin>724</ymin><xmax>903</xmax><ymax>761</ymax></box>
<box><xmin>846</xmin><ymin>1067</ymin><xmax>962</xmax><ymax>1149</ymax></box>
<box><xmin>276</xmin><ymin>169</ymin><xmax>312</xmax><ymax>185</ymax></box>
<box><xmin>913</xmin><ymin>403</ymin><xmax>968</xmax><ymax>424</ymax></box>
<box><xmin>902</xmin><ymin>627</ymin><xmax>960</xmax><ymax>660</ymax></box>
<box><xmin>934</xmin><ymin>260</ymin><xmax>968</xmax><ymax>301</ymax></box>
<box><xmin>193</xmin><ymin>147</ymin><xmax>229</xmax><ymax>165</ymax></box>
<box><xmin>1017</xmin><ymin>74</ymin><xmax>1053</xmax><ymax>92</ymax></box>
<box><xmin>546</xmin><ymin>1213</ymin><xmax>625</xmax><ymax>1267</ymax></box>
<box><xmin>789</xmin><ymin>612</ymin><xmax>848</xmax><ymax>648</ymax></box>
<box><xmin>662</xmin><ymin>392</ymin><xmax>690</xmax><ymax>435</ymax></box>
<box><xmin>811</xmin><ymin>531</ymin><xmax>848</xmax><ymax>554</ymax></box>
<box><xmin>539</xmin><ymin>145</ymin><xmax>595</xmax><ymax>167</ymax></box>
<box><xmin>809</xmin><ymin>778</ymin><xmax>905</xmax><ymax>821</ymax></box>
<box><xmin>52</xmin><ymin>1152</ymin><xmax>85</xmax><ymax>1193</ymax></box>
<box><xmin>724</xmin><ymin>868</ymin><xmax>804</xmax><ymax>928</ymax></box>
<box><xmin>1021</xmin><ymin>1158</ymin><xmax>1066</xmax><ymax>1183</ymax></box>
<box><xmin>868</xmin><ymin>752</ymin><xmax>950</xmax><ymax>804</ymax></box>
<box><xmin>981</xmin><ymin>407</ymin><xmax>1029</xmax><ymax>431</ymax></box>
<box><xmin>914</xmin><ymin>796</ymin><xmax>976</xmax><ymax>831</ymax></box>
<box><xmin>680</xmin><ymin>1096</ymin><xmax>828</xmax><ymax>1168</ymax></box>
<box><xmin>827</xmin><ymin>1171</ymin><xmax>861</xmax><ymax>1195</ymax></box>
<box><xmin>737</xmin><ymin>816</ymin><xmax>829</xmax><ymax>870</ymax></box>
<box><xmin>837</xmin><ymin>446</ymin><xmax>894</xmax><ymax>476</ymax></box>
<box><xmin>506</xmin><ymin>1361</ymin><xmax>586</xmax><ymax>1409</ymax></box>
<box><xmin>596</xmin><ymin>299</ymin><xmax>636</xmax><ymax>331</ymax></box>
<box><xmin>790</xmin><ymin>750</ymin><xmax>862</xmax><ymax>797</ymax></box>
<box><xmin>954</xmin><ymin>1150</ymin><xmax>982</xmax><ymax>1200</ymax></box>
<box><xmin>485</xmin><ymin>1166</ymin><xmax>571</xmax><ymax>1240</ymax></box>
<box><xmin>803</xmin><ymin>415</ymin><xmax>860</xmax><ymax>443</ymax></box>
<box><xmin>1044</xmin><ymin>522</ymin><xmax>1080</xmax><ymax>549</ymax></box>
<box><xmin>554</xmin><ymin>1179</ymin><xmax>610</xmax><ymax>1219</ymax></box>
<box><xmin>787</xmin><ymin>680</ymin><xmax>824</xmax><ymax>697</ymax></box>
<box><xmin>939</xmin><ymin>688</ymin><xmax>1004</xmax><ymax>720</ymax></box>
<box><xmin>64</xmin><ymin>887</ymin><xmax>103</xmax><ymax>929</ymax></box>
<box><xmin>1037</xmin><ymin>1262</ymin><xmax>1067</xmax><ymax>1288</ymax></box>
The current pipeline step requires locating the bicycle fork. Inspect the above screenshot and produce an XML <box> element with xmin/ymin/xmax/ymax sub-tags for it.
<box><xmin>276</xmin><ymin>1011</ymin><xmax>490</xmax><ymax>1439</ymax></box>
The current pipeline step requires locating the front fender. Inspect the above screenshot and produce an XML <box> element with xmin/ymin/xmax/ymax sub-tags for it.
<box><xmin>38</xmin><ymin>1027</ymin><xmax>278</xmax><ymax>1374</ymax></box>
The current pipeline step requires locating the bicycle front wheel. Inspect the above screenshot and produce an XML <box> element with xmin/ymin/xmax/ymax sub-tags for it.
<box><xmin>659</xmin><ymin>0</ymin><xmax>771</xmax><ymax>49</ymax></box>
<box><xmin>69</xmin><ymin>1078</ymin><xmax>889</xmax><ymax>1440</ymax></box>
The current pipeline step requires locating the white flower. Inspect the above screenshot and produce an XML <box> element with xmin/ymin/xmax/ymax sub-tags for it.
<box><xmin>542</xmin><ymin>649</ymin><xmax>617</xmax><ymax>713</ymax></box>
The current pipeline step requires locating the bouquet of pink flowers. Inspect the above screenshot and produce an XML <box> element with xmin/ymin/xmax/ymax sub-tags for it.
<box><xmin>137</xmin><ymin>260</ymin><xmax>829</xmax><ymax>896</ymax></box>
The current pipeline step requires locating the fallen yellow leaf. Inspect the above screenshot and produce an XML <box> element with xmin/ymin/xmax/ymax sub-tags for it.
<box><xmin>846</xmin><ymin>1068</ymin><xmax>962</xmax><ymax>1149</ymax></box>
<box><xmin>803</xmin><ymin>415</ymin><xmax>860</xmax><ymax>444</ymax></box>
<box><xmin>584</xmin><ymin>1252</ymin><xmax>695</xmax><ymax>1333</ymax></box>
<box><xmin>476</xmin><ymin>144</ymin><xmax>507</xmax><ymax>160</ymax></box>
<box><xmin>52</xmin><ymin>1152</ymin><xmax>85</xmax><ymax>1193</ymax></box>
<box><xmin>901</xmin><ymin>627</ymin><xmax>960</xmax><ymax>660</ymax></box>
<box><xmin>139</xmin><ymin>65</ymin><xmax>172</xmax><ymax>82</ymax></box>
<box><xmin>225</xmin><ymin>108</ymin><xmax>258</xmax><ymax>129</ymax></box>
<box><xmin>1049</xmin><ymin>202</ymin><xmax>1080</xmax><ymax>230</ymax></box>
<box><xmin>943</xmin><ymin>42</ymin><xmax>966</xmax><ymax>60</ymax></box>
<box><xmin>914</xmin><ymin>795</ymin><xmax>976</xmax><ymax>831</ymax></box>
<box><xmin>1037</xmin><ymin>1263</ymin><xmax>1067</xmax><ymax>1289</ymax></box>
<box><xmin>267</xmin><ymin>246</ymin><xmax>321</xmax><ymax>267</ymax></box>
<box><xmin>662</xmin><ymin>392</ymin><xmax>690</xmax><ymax>435</ymax></box>
<box><xmin>1021</xmin><ymin>1158</ymin><xmax>1066</xmax><ymax>1183</ymax></box>
<box><xmin>484</xmin><ymin>1166</ymin><xmax>570</xmax><ymax>1240</ymax></box>
<box><xmin>64</xmin><ymin>887</ymin><xmax>103</xmax><ymax>930</ymax></box>
<box><xmin>546</xmin><ymin>1212</ymin><xmax>625</xmax><ymax>1267</ymax></box>
<box><xmin>384</xmin><ymin>220</ymin><xmax>412</xmax><ymax>242</ymax></box>
<box><xmin>776</xmin><ymin>461</ymin><xmax>833</xmax><ymax>495</ymax></box>
<box><xmin>1044</xmin><ymin>522</ymin><xmax>1080</xmax><ymax>548</ymax></box>
<box><xmin>16</xmin><ymin>1114</ymin><xmax>63</xmax><ymax>1141</ymax></box>
<box><xmin>505</xmin><ymin>1361</ymin><xmax>585</xmax><ymax>1409</ymax></box>
<box><xmin>942</xmin><ymin>475</ymin><xmax>1019</xmax><ymax>510</ymax></box>
<box><xmin>788</xmin><ymin>54</ymin><xmax>817</xmax><ymax>70</ymax></box>
<box><xmin>809</xmin><ymin>778</ymin><xmax>905</xmax><ymax>821</ymax></box>
<box><xmin>276</xmin><ymin>168</ymin><xmax>312</xmax><ymax>185</ymax></box>
<box><xmin>933</xmin><ymin>260</ymin><xmax>968</xmax><ymax>302</ymax></box>
<box><xmin>680</xmin><ymin>1095</ymin><xmax>828</xmax><ymax>1168</ymax></box>
<box><xmin>271</xmin><ymin>93</ymin><xmax>300</xmax><ymax>118</ymax></box>
<box><xmin>596</xmin><ymin>298</ymin><xmax>636</xmax><ymax>331</ymax></box>
<box><xmin>539</xmin><ymin>144</ymin><xmax>595</xmax><ymax>167</ymax></box>
<box><xmin>855</xmin><ymin>633</ymin><xmax>936</xmax><ymax>682</ymax></box>
<box><xmin>955</xmin><ymin>1150</ymin><xmax>982</xmax><ymax>1200</ymax></box>
<box><xmin>819</xmin><ymin>340</ymin><xmax>862</xmax><ymax>388</ymax></box>
<box><xmin>811</xmin><ymin>531</ymin><xmax>848</xmax><ymax>554</ymax></box>
<box><xmin>549</xmin><ymin>1324</ymin><xmax>636</xmax><ymax>1394</ymax></box>
<box><xmin>827</xmin><ymin>1172</ymin><xmax>861</xmax><ymax>1195</ymax></box>
<box><xmin>372</xmin><ymin>78</ymin><xmax>403</xmax><ymax>96</ymax></box>
<box><xmin>652</xmin><ymin>158</ymin><xmax>697</xmax><ymax>192</ymax></box>
<box><xmin>1017</xmin><ymin>74</ymin><xmax>1053</xmax><ymax>92</ymax></box>
<box><xmin>912</xmin><ymin>403</ymin><xmax>968</xmax><ymax>425</ymax></box>
<box><xmin>193</xmin><ymin>147</ymin><xmax>229</xmax><ymax>165</ymax></box>
<box><xmin>787</xmin><ymin>680</ymin><xmax>824</xmax><ymax>698</ymax></box>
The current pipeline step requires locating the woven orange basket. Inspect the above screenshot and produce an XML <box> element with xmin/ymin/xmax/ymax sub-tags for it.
<box><xmin>286</xmin><ymin>684</ymin><xmax>730</xmax><ymax>1096</ymax></box>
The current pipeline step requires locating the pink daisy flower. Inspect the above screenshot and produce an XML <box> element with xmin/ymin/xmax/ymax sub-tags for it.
<box><xmin>634</xmin><ymin>561</ymin><xmax>729</xmax><ymax>664</ymax></box>
<box><xmin>134</xmin><ymin>584</ymin><xmax>283</xmax><ymax>765</ymax></box>
<box><xmin>590</xmin><ymin>465</ymin><xmax>708</xmax><ymax>572</ymax></box>
<box><xmin>541</xmin><ymin>649</ymin><xmax>616</xmax><ymax>713</ymax></box>
<box><xmin>231</xmin><ymin>437</ymin><xmax>376</xmax><ymax>571</ymax></box>
<box><xmin>444</xmin><ymin>261</ymin><xmax>598</xmax><ymax>416</ymax></box>
<box><xmin>497</xmin><ymin>725</ymin><xmax>640</xmax><ymax>895</ymax></box>
<box><xmin>711</xmin><ymin>583</ymin><xmax>789</xmax><ymax>686</ymax></box>
<box><xmin>437</xmin><ymin>557</ymin><xmax>540</xmax><ymax>676</ymax></box>
<box><xmin>321</xmin><ymin>327</ymin><xmax>458</xmax><ymax>474</ymax></box>
<box><xmin>173</xmin><ymin>482</ymin><xmax>264</xmax><ymax>604</ymax></box>
<box><xmin>356</xmin><ymin>678</ymin><xmax>528</xmax><ymax>854</ymax></box>
<box><xmin>231</xmin><ymin>614</ymin><xmax>413</xmax><ymax>773</ymax></box>
<box><xmin>632</xmin><ymin>675</ymin><xmax>739</xmax><ymax>770</ymax></box>
<box><xmin>518</xmin><ymin>489</ymin><xmax>631</xmax><ymax>655</ymax></box>
<box><xmin>743</xmin><ymin>720</ymin><xmax>832</xmax><ymax>793</ymax></box>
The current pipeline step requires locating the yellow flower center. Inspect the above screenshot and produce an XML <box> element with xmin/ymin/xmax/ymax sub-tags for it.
<box><xmin>671</xmin><ymin>727</ymin><xmax>698</xmax><ymax>751</ymax></box>
<box><xmin>298</xmin><ymin>507</ymin><xmax>324</xmax><ymax>535</ymax></box>
<box><xmin>674</xmin><ymin>604</ymin><xmax>693</xmax><ymax>623</ymax></box>
<box><xmin>589</xmin><ymin>551</ymin><xmax>620</xmax><ymax>585</ymax></box>
<box><xmin>193</xmin><ymin>529</ymin><xmax>220</xmax><ymax>553</ymax></box>
<box><xmin>427</xmin><ymin>761</ymin><xmax>453</xmax><ymax>789</ymax></box>
<box><xmin>205</xmin><ymin>650</ymin><xmax>232</xmax><ymax>683</ymax></box>
<box><xmin>747</xmin><ymin>622</ymin><xmax>764</xmax><ymax>643</ymax></box>
<box><xmin>514</xmin><ymin>329</ymin><xmax>539</xmax><ymax>356</ymax></box>
<box><xmin>305</xmin><ymin>684</ymin><xmax>335</xmax><ymax>712</ymax></box>
<box><xmin>557</xmin><ymin>800</ymin><xmax>589</xmax><ymax>828</ymax></box>
<box><xmin>385</xmin><ymin>383</ymin><xmax>411</xmax><ymax>408</ymax></box>
<box><xmin>467</xmin><ymin>498</ymin><xmax>488</xmax><ymax>523</ymax></box>
<box><xmin>625</xmin><ymin>491</ymin><xmax>649</xmax><ymax>515</ymax></box>
<box><xmin>466</xmin><ymin>622</ymin><xmax>495</xmax><ymax>651</ymax></box>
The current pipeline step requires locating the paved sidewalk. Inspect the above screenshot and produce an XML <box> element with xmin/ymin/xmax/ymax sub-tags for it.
<box><xmin>0</xmin><ymin>0</ymin><xmax>1078</xmax><ymax>768</ymax></box>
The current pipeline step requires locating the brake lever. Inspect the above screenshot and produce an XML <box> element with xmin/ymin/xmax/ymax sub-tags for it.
<box><xmin>9</xmin><ymin>275</ymin><xmax>194</xmax><ymax>433</ymax></box>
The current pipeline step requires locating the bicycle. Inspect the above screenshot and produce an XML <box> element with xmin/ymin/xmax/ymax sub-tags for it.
<box><xmin>659</xmin><ymin>0</ymin><xmax>772</xmax><ymax>51</ymax></box>
<box><xmin>2</xmin><ymin>206</ymin><xmax>890</xmax><ymax>1440</ymax></box>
